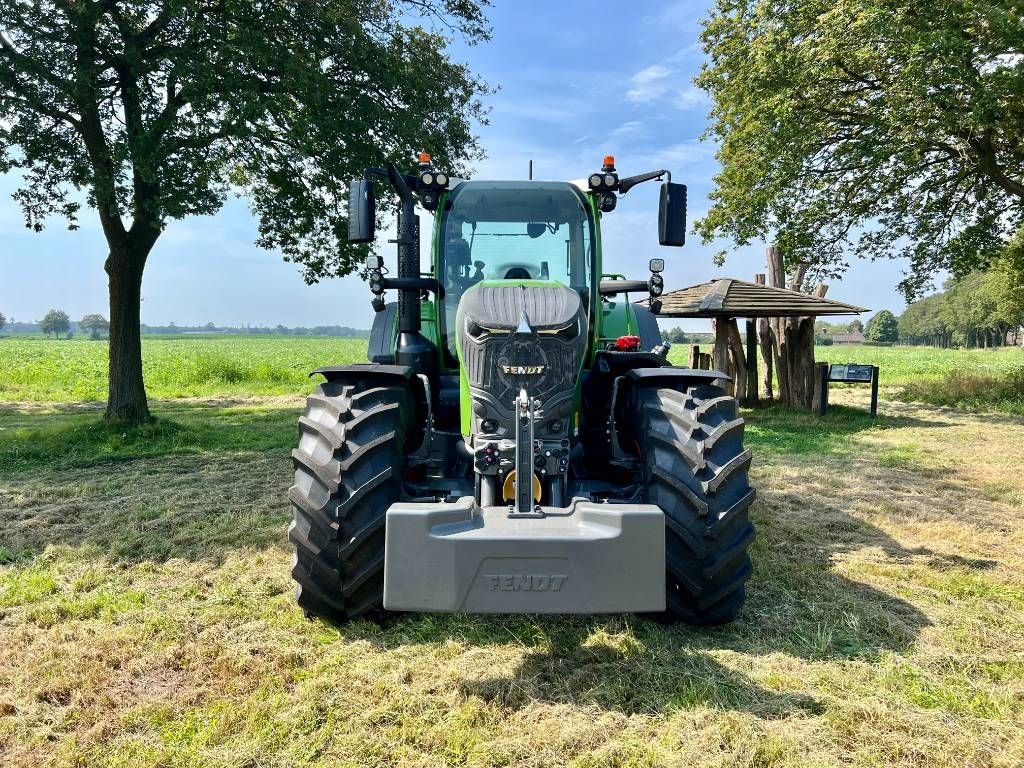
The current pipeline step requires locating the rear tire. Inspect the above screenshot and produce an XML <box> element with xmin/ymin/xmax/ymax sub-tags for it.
<box><xmin>630</xmin><ymin>382</ymin><xmax>756</xmax><ymax>625</ymax></box>
<box><xmin>288</xmin><ymin>377</ymin><xmax>412</xmax><ymax>623</ymax></box>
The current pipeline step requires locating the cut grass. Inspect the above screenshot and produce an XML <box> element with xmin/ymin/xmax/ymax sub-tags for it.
<box><xmin>2</xmin><ymin>391</ymin><xmax>1024</xmax><ymax>766</ymax></box>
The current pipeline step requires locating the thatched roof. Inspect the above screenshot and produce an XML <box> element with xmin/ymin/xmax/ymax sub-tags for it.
<box><xmin>645</xmin><ymin>278</ymin><xmax>867</xmax><ymax>318</ymax></box>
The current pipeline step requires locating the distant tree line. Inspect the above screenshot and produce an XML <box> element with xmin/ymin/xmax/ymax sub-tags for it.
<box><xmin>1</xmin><ymin>314</ymin><xmax>368</xmax><ymax>339</ymax></box>
<box><xmin>661</xmin><ymin>328</ymin><xmax>715</xmax><ymax>345</ymax></box>
<box><xmin>897</xmin><ymin>234</ymin><xmax>1024</xmax><ymax>348</ymax></box>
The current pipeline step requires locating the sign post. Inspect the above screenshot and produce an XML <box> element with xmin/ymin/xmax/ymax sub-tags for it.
<box><xmin>821</xmin><ymin>363</ymin><xmax>880</xmax><ymax>417</ymax></box>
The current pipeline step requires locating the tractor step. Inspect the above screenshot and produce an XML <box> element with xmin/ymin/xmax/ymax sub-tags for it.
<box><xmin>383</xmin><ymin>498</ymin><xmax>665</xmax><ymax>613</ymax></box>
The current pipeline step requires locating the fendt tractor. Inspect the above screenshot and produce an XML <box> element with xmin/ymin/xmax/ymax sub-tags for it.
<box><xmin>288</xmin><ymin>154</ymin><xmax>755</xmax><ymax>625</ymax></box>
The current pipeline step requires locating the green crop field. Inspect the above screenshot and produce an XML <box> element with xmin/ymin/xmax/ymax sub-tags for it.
<box><xmin>2</xmin><ymin>336</ymin><xmax>1024</xmax><ymax>766</ymax></box>
<box><xmin>0</xmin><ymin>336</ymin><xmax>367</xmax><ymax>402</ymax></box>
<box><xmin>2</xmin><ymin>335</ymin><xmax>1021</xmax><ymax>404</ymax></box>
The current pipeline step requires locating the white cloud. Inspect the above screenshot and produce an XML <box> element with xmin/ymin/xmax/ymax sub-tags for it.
<box><xmin>625</xmin><ymin>65</ymin><xmax>710</xmax><ymax>112</ymax></box>
<box><xmin>626</xmin><ymin>65</ymin><xmax>673</xmax><ymax>103</ymax></box>
<box><xmin>609</xmin><ymin>120</ymin><xmax>646</xmax><ymax>139</ymax></box>
<box><xmin>676</xmin><ymin>86</ymin><xmax>710</xmax><ymax>111</ymax></box>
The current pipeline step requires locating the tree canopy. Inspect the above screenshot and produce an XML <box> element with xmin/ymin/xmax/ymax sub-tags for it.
<box><xmin>80</xmin><ymin>313</ymin><xmax>110</xmax><ymax>339</ymax></box>
<box><xmin>865</xmin><ymin>310</ymin><xmax>898</xmax><ymax>343</ymax></box>
<box><xmin>40</xmin><ymin>308</ymin><xmax>70</xmax><ymax>338</ymax></box>
<box><xmin>697</xmin><ymin>0</ymin><xmax>1024</xmax><ymax>298</ymax></box>
<box><xmin>0</xmin><ymin>0</ymin><xmax>491</xmax><ymax>422</ymax></box>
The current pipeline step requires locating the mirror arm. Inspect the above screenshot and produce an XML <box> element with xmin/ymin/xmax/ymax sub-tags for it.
<box><xmin>617</xmin><ymin>168</ymin><xmax>671</xmax><ymax>195</ymax></box>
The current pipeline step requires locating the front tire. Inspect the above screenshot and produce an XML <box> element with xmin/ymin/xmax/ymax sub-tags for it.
<box><xmin>288</xmin><ymin>377</ymin><xmax>412</xmax><ymax>623</ymax></box>
<box><xmin>631</xmin><ymin>383</ymin><xmax>756</xmax><ymax>625</ymax></box>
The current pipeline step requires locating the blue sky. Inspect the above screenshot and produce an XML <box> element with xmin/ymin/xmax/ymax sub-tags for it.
<box><xmin>0</xmin><ymin>0</ymin><xmax>912</xmax><ymax>330</ymax></box>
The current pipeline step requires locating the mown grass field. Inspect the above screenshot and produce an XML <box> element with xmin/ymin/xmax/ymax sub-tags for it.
<box><xmin>1</xmin><ymin>337</ymin><xmax>1024</xmax><ymax>766</ymax></box>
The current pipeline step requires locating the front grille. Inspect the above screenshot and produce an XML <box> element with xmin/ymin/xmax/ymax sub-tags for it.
<box><xmin>463</xmin><ymin>332</ymin><xmax>583</xmax><ymax>406</ymax></box>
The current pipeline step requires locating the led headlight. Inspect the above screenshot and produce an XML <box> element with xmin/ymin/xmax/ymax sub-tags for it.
<box><xmin>588</xmin><ymin>174</ymin><xmax>603</xmax><ymax>190</ymax></box>
<box><xmin>368</xmin><ymin>270</ymin><xmax>384</xmax><ymax>294</ymax></box>
<box><xmin>435</xmin><ymin>172</ymin><xmax>448</xmax><ymax>187</ymax></box>
<box><xmin>420</xmin><ymin>172</ymin><xmax>434</xmax><ymax>186</ymax></box>
<box><xmin>603</xmin><ymin>174</ymin><xmax>616</xmax><ymax>187</ymax></box>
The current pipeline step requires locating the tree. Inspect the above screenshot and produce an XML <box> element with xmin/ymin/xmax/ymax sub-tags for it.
<box><xmin>0</xmin><ymin>311</ymin><xmax>6</xmax><ymax>332</ymax></box>
<box><xmin>992</xmin><ymin>227</ymin><xmax>1024</xmax><ymax>332</ymax></box>
<box><xmin>1</xmin><ymin>1</ymin><xmax>490</xmax><ymax>423</ymax></box>
<box><xmin>865</xmin><ymin>310</ymin><xmax>898</xmax><ymax>344</ymax></box>
<box><xmin>898</xmin><ymin>293</ymin><xmax>949</xmax><ymax>347</ymax></box>
<box><xmin>40</xmin><ymin>308</ymin><xmax>70</xmax><ymax>339</ymax></box>
<box><xmin>80</xmin><ymin>313</ymin><xmax>110</xmax><ymax>340</ymax></box>
<box><xmin>697</xmin><ymin>1</ymin><xmax>1024</xmax><ymax>298</ymax></box>
<box><xmin>847</xmin><ymin>319</ymin><xmax>863</xmax><ymax>334</ymax></box>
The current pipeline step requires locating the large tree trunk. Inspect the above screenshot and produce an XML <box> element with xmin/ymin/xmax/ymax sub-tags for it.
<box><xmin>104</xmin><ymin>240</ymin><xmax>153</xmax><ymax>423</ymax></box>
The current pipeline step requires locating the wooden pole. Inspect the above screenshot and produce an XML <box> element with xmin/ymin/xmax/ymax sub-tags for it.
<box><xmin>689</xmin><ymin>344</ymin><xmax>700</xmax><ymax>369</ymax></box>
<box><xmin>712</xmin><ymin>318</ymin><xmax>732</xmax><ymax>394</ymax></box>
<box><xmin>745</xmin><ymin>319</ymin><xmax>759</xmax><ymax>406</ymax></box>
<box><xmin>766</xmin><ymin>247</ymin><xmax>790</xmax><ymax>405</ymax></box>
<box><xmin>812</xmin><ymin>362</ymin><xmax>829</xmax><ymax>415</ymax></box>
<box><xmin>755</xmin><ymin>273</ymin><xmax>773</xmax><ymax>401</ymax></box>
<box><xmin>726</xmin><ymin>319</ymin><xmax>747</xmax><ymax>403</ymax></box>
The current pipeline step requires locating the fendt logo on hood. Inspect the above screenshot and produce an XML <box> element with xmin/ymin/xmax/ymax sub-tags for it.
<box><xmin>501</xmin><ymin>365</ymin><xmax>546</xmax><ymax>375</ymax></box>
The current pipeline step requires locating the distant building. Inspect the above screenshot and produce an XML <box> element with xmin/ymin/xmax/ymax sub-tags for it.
<box><xmin>831</xmin><ymin>332</ymin><xmax>865</xmax><ymax>344</ymax></box>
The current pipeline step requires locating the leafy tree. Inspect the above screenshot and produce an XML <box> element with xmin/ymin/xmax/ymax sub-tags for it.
<box><xmin>0</xmin><ymin>311</ymin><xmax>6</xmax><ymax>332</ymax></box>
<box><xmin>1</xmin><ymin>0</ymin><xmax>490</xmax><ymax>423</ymax></box>
<box><xmin>80</xmin><ymin>313</ymin><xmax>110</xmax><ymax>340</ymax></box>
<box><xmin>40</xmin><ymin>308</ymin><xmax>70</xmax><ymax>339</ymax></box>
<box><xmin>847</xmin><ymin>319</ymin><xmax>863</xmax><ymax>334</ymax></box>
<box><xmin>697</xmin><ymin>1</ymin><xmax>1024</xmax><ymax>298</ymax></box>
<box><xmin>992</xmin><ymin>227</ymin><xmax>1024</xmax><ymax>331</ymax></box>
<box><xmin>865</xmin><ymin>310</ymin><xmax>898</xmax><ymax>344</ymax></box>
<box><xmin>898</xmin><ymin>293</ymin><xmax>949</xmax><ymax>347</ymax></box>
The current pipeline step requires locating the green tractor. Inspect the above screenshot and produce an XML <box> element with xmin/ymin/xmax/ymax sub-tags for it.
<box><xmin>288</xmin><ymin>154</ymin><xmax>755</xmax><ymax>624</ymax></box>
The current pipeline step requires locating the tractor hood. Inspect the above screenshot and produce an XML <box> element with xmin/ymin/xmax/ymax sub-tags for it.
<box><xmin>456</xmin><ymin>282</ymin><xmax>589</xmax><ymax>436</ymax></box>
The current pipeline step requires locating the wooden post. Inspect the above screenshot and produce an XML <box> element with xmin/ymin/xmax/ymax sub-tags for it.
<box><xmin>755</xmin><ymin>273</ymin><xmax>773</xmax><ymax>401</ymax></box>
<box><xmin>787</xmin><ymin>317</ymin><xmax>816</xmax><ymax>409</ymax></box>
<box><xmin>712</xmin><ymin>318</ymin><xmax>732</xmax><ymax>393</ymax></box>
<box><xmin>812</xmin><ymin>362</ymin><xmax>829</xmax><ymax>415</ymax></box>
<box><xmin>726</xmin><ymin>319</ymin><xmax>747</xmax><ymax>403</ymax></box>
<box><xmin>689</xmin><ymin>344</ymin><xmax>700</xmax><ymax>369</ymax></box>
<box><xmin>698</xmin><ymin>352</ymin><xmax>712</xmax><ymax>370</ymax></box>
<box><xmin>745</xmin><ymin>319</ymin><xmax>759</xmax><ymax>406</ymax></box>
<box><xmin>766</xmin><ymin>246</ymin><xmax>790</xmax><ymax>405</ymax></box>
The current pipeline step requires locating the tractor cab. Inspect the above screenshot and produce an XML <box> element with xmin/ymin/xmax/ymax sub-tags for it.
<box><xmin>437</xmin><ymin>180</ymin><xmax>595</xmax><ymax>364</ymax></box>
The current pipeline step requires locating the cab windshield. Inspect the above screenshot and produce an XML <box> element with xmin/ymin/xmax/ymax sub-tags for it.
<box><xmin>438</xmin><ymin>181</ymin><xmax>594</xmax><ymax>361</ymax></box>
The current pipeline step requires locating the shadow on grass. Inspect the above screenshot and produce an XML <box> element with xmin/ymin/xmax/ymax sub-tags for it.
<box><xmin>0</xmin><ymin>401</ymin><xmax>299</xmax><ymax>563</ymax></box>
<box><xmin>0</xmin><ymin>402</ymin><xmax>298</xmax><ymax>474</ymax></box>
<box><xmin>742</xmin><ymin>403</ymin><xmax>954</xmax><ymax>457</ymax></box>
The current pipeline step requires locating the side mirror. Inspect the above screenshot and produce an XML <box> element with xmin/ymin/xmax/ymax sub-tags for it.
<box><xmin>658</xmin><ymin>181</ymin><xmax>687</xmax><ymax>247</ymax></box>
<box><xmin>347</xmin><ymin>179</ymin><xmax>375</xmax><ymax>243</ymax></box>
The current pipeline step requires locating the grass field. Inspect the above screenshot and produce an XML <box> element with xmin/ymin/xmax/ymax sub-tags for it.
<box><xmin>1</xmin><ymin>337</ymin><xmax>1024</xmax><ymax>766</ymax></box>
<box><xmin>0</xmin><ymin>336</ymin><xmax>368</xmax><ymax>401</ymax></box>
<box><xmin>2</xmin><ymin>335</ymin><xmax>1022</xmax><ymax>407</ymax></box>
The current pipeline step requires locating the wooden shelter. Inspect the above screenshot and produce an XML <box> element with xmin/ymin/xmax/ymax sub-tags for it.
<box><xmin>654</xmin><ymin>278</ymin><xmax>865</xmax><ymax>318</ymax></box>
<box><xmin>640</xmin><ymin>264</ymin><xmax>867</xmax><ymax>410</ymax></box>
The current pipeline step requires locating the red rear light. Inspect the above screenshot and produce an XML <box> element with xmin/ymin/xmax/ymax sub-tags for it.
<box><xmin>615</xmin><ymin>335</ymin><xmax>641</xmax><ymax>351</ymax></box>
